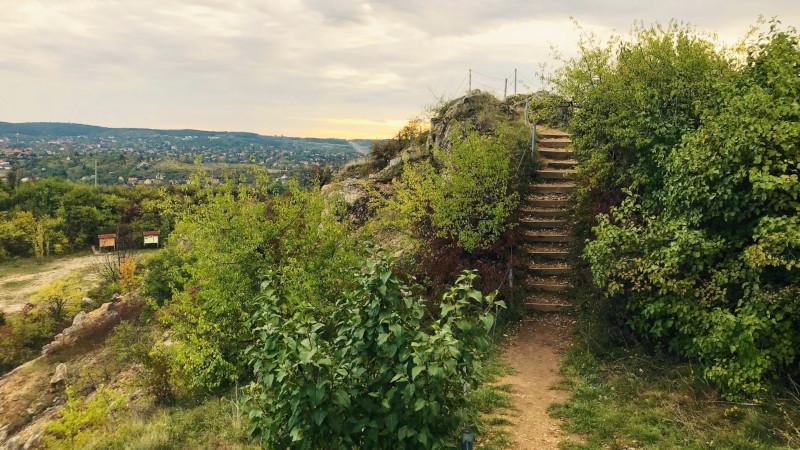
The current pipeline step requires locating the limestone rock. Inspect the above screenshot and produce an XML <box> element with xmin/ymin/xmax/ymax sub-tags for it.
<box><xmin>80</xmin><ymin>297</ymin><xmax>94</xmax><ymax>308</ymax></box>
<box><xmin>41</xmin><ymin>294</ymin><xmax>144</xmax><ymax>357</ymax></box>
<box><xmin>428</xmin><ymin>92</ymin><xmax>503</xmax><ymax>150</ymax></box>
<box><xmin>49</xmin><ymin>365</ymin><xmax>67</xmax><ymax>386</ymax></box>
<box><xmin>71</xmin><ymin>311</ymin><xmax>86</xmax><ymax>328</ymax></box>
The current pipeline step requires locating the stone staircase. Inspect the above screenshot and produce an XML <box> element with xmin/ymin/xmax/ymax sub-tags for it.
<box><xmin>522</xmin><ymin>127</ymin><xmax>576</xmax><ymax>313</ymax></box>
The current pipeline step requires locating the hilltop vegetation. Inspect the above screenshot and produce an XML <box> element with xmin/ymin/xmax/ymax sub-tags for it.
<box><xmin>0</xmin><ymin>91</ymin><xmax>529</xmax><ymax>449</ymax></box>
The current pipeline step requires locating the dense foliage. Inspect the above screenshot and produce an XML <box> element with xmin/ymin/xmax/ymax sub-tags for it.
<box><xmin>245</xmin><ymin>261</ymin><xmax>503</xmax><ymax>449</ymax></box>
<box><xmin>159</xmin><ymin>181</ymin><xmax>367</xmax><ymax>392</ymax></box>
<box><xmin>0</xmin><ymin>177</ymin><xmax>187</xmax><ymax>258</ymax></box>
<box><xmin>386</xmin><ymin>125</ymin><xmax>524</xmax><ymax>252</ymax></box>
<box><xmin>556</xmin><ymin>22</ymin><xmax>800</xmax><ymax>398</ymax></box>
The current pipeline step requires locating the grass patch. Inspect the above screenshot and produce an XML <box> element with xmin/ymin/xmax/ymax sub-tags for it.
<box><xmin>465</xmin><ymin>350</ymin><xmax>516</xmax><ymax>450</ymax></box>
<box><xmin>551</xmin><ymin>313</ymin><xmax>800</xmax><ymax>449</ymax></box>
<box><xmin>79</xmin><ymin>396</ymin><xmax>257</xmax><ymax>450</ymax></box>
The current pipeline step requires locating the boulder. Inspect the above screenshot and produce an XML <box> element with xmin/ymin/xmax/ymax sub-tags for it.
<box><xmin>71</xmin><ymin>311</ymin><xmax>86</xmax><ymax>328</ymax></box>
<box><xmin>49</xmin><ymin>364</ymin><xmax>67</xmax><ymax>386</ymax></box>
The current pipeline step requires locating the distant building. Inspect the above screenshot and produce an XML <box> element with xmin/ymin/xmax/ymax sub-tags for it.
<box><xmin>0</xmin><ymin>160</ymin><xmax>11</xmax><ymax>170</ymax></box>
<box><xmin>127</xmin><ymin>176</ymin><xmax>139</xmax><ymax>185</ymax></box>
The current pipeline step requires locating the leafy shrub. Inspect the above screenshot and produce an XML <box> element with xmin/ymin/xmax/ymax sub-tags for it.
<box><xmin>584</xmin><ymin>24</ymin><xmax>800</xmax><ymax>398</ymax></box>
<box><xmin>43</xmin><ymin>385</ymin><xmax>125</xmax><ymax>450</ymax></box>
<box><xmin>551</xmin><ymin>22</ymin><xmax>732</xmax><ymax>228</ymax></box>
<box><xmin>107</xmin><ymin>322</ymin><xmax>175</xmax><ymax>403</ymax></box>
<box><xmin>141</xmin><ymin>247</ymin><xmax>189</xmax><ymax>305</ymax></box>
<box><xmin>160</xmin><ymin>182</ymin><xmax>367</xmax><ymax>392</ymax></box>
<box><xmin>245</xmin><ymin>259</ymin><xmax>504</xmax><ymax>449</ymax></box>
<box><xmin>386</xmin><ymin>125</ymin><xmax>524</xmax><ymax>252</ymax></box>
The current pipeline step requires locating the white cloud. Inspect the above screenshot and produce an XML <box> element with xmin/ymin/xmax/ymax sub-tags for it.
<box><xmin>0</xmin><ymin>0</ymin><xmax>797</xmax><ymax>138</ymax></box>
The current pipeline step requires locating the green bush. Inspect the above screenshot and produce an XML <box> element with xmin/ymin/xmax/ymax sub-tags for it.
<box><xmin>43</xmin><ymin>385</ymin><xmax>125</xmax><ymax>450</ymax></box>
<box><xmin>107</xmin><ymin>322</ymin><xmax>175</xmax><ymax>403</ymax></box>
<box><xmin>551</xmin><ymin>22</ymin><xmax>732</xmax><ymax>224</ymax></box>
<box><xmin>583</xmin><ymin>24</ymin><xmax>800</xmax><ymax>398</ymax></box>
<box><xmin>160</xmin><ymin>181</ymin><xmax>367</xmax><ymax>393</ymax></box>
<box><xmin>387</xmin><ymin>125</ymin><xmax>524</xmax><ymax>252</ymax></box>
<box><xmin>141</xmin><ymin>248</ymin><xmax>190</xmax><ymax>306</ymax></box>
<box><xmin>245</xmin><ymin>259</ymin><xmax>503</xmax><ymax>449</ymax></box>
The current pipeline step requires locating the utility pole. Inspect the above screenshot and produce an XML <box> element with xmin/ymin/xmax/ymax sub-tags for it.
<box><xmin>504</xmin><ymin>78</ymin><xmax>508</xmax><ymax>100</ymax></box>
<box><xmin>468</xmin><ymin>69</ymin><xmax>472</xmax><ymax>93</ymax></box>
<box><xmin>514</xmin><ymin>68</ymin><xmax>517</xmax><ymax>95</ymax></box>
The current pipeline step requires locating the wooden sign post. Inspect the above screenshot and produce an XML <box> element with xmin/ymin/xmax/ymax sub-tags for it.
<box><xmin>98</xmin><ymin>233</ymin><xmax>117</xmax><ymax>252</ymax></box>
<box><xmin>143</xmin><ymin>230</ymin><xmax>160</xmax><ymax>248</ymax></box>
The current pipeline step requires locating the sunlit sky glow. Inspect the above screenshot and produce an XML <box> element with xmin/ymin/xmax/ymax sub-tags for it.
<box><xmin>0</xmin><ymin>1</ymin><xmax>798</xmax><ymax>138</ymax></box>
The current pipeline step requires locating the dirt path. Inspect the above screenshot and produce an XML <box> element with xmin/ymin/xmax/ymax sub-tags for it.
<box><xmin>500</xmin><ymin>315</ymin><xmax>574</xmax><ymax>449</ymax></box>
<box><xmin>0</xmin><ymin>254</ymin><xmax>101</xmax><ymax>314</ymax></box>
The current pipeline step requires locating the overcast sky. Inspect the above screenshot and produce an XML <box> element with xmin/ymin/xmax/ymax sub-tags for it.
<box><xmin>0</xmin><ymin>1</ymin><xmax>797</xmax><ymax>138</ymax></box>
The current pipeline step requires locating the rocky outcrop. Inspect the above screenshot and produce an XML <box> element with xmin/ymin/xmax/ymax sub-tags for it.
<box><xmin>49</xmin><ymin>364</ymin><xmax>67</xmax><ymax>386</ymax></box>
<box><xmin>321</xmin><ymin>178</ymin><xmax>375</xmax><ymax>224</ymax></box>
<box><xmin>0</xmin><ymin>294</ymin><xmax>143</xmax><ymax>449</ymax></box>
<box><xmin>428</xmin><ymin>92</ymin><xmax>505</xmax><ymax>150</ymax></box>
<box><xmin>41</xmin><ymin>294</ymin><xmax>143</xmax><ymax>357</ymax></box>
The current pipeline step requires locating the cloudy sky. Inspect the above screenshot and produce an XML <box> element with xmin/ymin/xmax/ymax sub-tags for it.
<box><xmin>0</xmin><ymin>1</ymin><xmax>797</xmax><ymax>138</ymax></box>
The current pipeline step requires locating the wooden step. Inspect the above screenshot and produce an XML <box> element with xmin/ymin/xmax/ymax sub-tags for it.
<box><xmin>540</xmin><ymin>159</ymin><xmax>578</xmax><ymax>170</ymax></box>
<box><xmin>536</xmin><ymin>127</ymin><xmax>570</xmax><ymax>140</ymax></box>
<box><xmin>530</xmin><ymin>183</ymin><xmax>576</xmax><ymax>194</ymax></box>
<box><xmin>530</xmin><ymin>264</ymin><xmax>571</xmax><ymax>275</ymax></box>
<box><xmin>527</xmin><ymin>248</ymin><xmax>571</xmax><ymax>261</ymax></box>
<box><xmin>526</xmin><ymin>198</ymin><xmax>570</xmax><ymax>208</ymax></box>
<box><xmin>521</xmin><ymin>207</ymin><xmax>567</xmax><ymax>218</ymax></box>
<box><xmin>537</xmin><ymin>137</ymin><xmax>571</xmax><ymax>149</ymax></box>
<box><xmin>525</xmin><ymin>302</ymin><xmax>574</xmax><ymax>313</ymax></box>
<box><xmin>527</xmin><ymin>281</ymin><xmax>571</xmax><ymax>293</ymax></box>
<box><xmin>522</xmin><ymin>218</ymin><xmax>568</xmax><ymax>229</ymax></box>
<box><xmin>537</xmin><ymin>169</ymin><xmax>574</xmax><ymax>180</ymax></box>
<box><xmin>524</xmin><ymin>231</ymin><xmax>573</xmax><ymax>243</ymax></box>
<box><xmin>538</xmin><ymin>148</ymin><xmax>574</xmax><ymax>160</ymax></box>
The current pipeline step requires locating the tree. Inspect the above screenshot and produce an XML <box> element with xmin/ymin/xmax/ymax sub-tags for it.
<box><xmin>584</xmin><ymin>24</ymin><xmax>800</xmax><ymax>398</ymax></box>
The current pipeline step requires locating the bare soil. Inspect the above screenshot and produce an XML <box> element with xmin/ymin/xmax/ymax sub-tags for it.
<box><xmin>0</xmin><ymin>254</ymin><xmax>101</xmax><ymax>314</ymax></box>
<box><xmin>500</xmin><ymin>314</ymin><xmax>576</xmax><ymax>449</ymax></box>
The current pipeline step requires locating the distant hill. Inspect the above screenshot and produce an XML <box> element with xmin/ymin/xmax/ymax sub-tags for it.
<box><xmin>0</xmin><ymin>121</ymin><xmax>375</xmax><ymax>149</ymax></box>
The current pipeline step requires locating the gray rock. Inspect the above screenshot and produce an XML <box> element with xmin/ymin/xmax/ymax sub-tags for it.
<box><xmin>49</xmin><ymin>363</ymin><xmax>67</xmax><ymax>385</ymax></box>
<box><xmin>80</xmin><ymin>297</ymin><xmax>94</xmax><ymax>308</ymax></box>
<box><xmin>22</xmin><ymin>428</ymin><xmax>44</xmax><ymax>450</ymax></box>
<box><xmin>71</xmin><ymin>311</ymin><xmax>86</xmax><ymax>328</ymax></box>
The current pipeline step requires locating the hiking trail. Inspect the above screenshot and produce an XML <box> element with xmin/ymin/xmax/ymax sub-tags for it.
<box><xmin>501</xmin><ymin>126</ymin><xmax>578</xmax><ymax>449</ymax></box>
